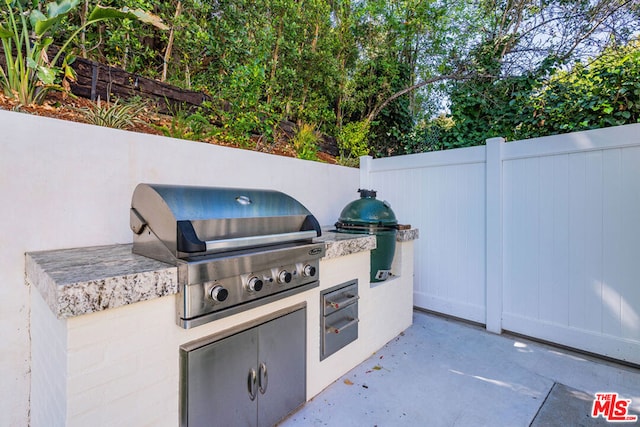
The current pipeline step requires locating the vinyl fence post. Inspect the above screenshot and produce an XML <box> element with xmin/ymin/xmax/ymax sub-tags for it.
<box><xmin>359</xmin><ymin>155</ymin><xmax>373</xmax><ymax>189</ymax></box>
<box><xmin>486</xmin><ymin>137</ymin><xmax>505</xmax><ymax>333</ymax></box>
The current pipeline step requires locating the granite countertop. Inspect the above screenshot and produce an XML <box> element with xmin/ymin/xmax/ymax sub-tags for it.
<box><xmin>26</xmin><ymin>245</ymin><xmax>177</xmax><ymax>319</ymax></box>
<box><xmin>317</xmin><ymin>228</ymin><xmax>418</xmax><ymax>259</ymax></box>
<box><xmin>315</xmin><ymin>229</ymin><xmax>375</xmax><ymax>259</ymax></box>
<box><xmin>26</xmin><ymin>229</ymin><xmax>418</xmax><ymax>320</ymax></box>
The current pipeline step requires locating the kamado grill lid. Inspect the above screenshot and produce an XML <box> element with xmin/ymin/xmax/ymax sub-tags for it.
<box><xmin>130</xmin><ymin>183</ymin><xmax>321</xmax><ymax>263</ymax></box>
<box><xmin>336</xmin><ymin>189</ymin><xmax>397</xmax><ymax>231</ymax></box>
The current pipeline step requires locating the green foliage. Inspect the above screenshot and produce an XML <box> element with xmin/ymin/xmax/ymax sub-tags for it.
<box><xmin>4</xmin><ymin>0</ymin><xmax>640</xmax><ymax>160</ymax></box>
<box><xmin>183</xmin><ymin>0</ymin><xmax>341</xmax><ymax>140</ymax></box>
<box><xmin>101</xmin><ymin>0</ymin><xmax>169</xmax><ymax>77</ymax></box>
<box><xmin>337</xmin><ymin>120</ymin><xmax>370</xmax><ymax>164</ymax></box>
<box><xmin>525</xmin><ymin>41</ymin><xmax>640</xmax><ymax>135</ymax></box>
<box><xmin>433</xmin><ymin>40</ymin><xmax>640</xmax><ymax>149</ymax></box>
<box><xmin>155</xmin><ymin>108</ymin><xmax>213</xmax><ymax>141</ymax></box>
<box><xmin>206</xmin><ymin>61</ymin><xmax>281</xmax><ymax>147</ymax></box>
<box><xmin>367</xmin><ymin>62</ymin><xmax>413</xmax><ymax>157</ymax></box>
<box><xmin>0</xmin><ymin>0</ymin><xmax>166</xmax><ymax>105</ymax></box>
<box><xmin>77</xmin><ymin>96</ymin><xmax>146</xmax><ymax>129</ymax></box>
<box><xmin>401</xmin><ymin>115</ymin><xmax>454</xmax><ymax>153</ymax></box>
<box><xmin>434</xmin><ymin>37</ymin><xmax>552</xmax><ymax>148</ymax></box>
<box><xmin>0</xmin><ymin>0</ymin><xmax>77</xmax><ymax>104</ymax></box>
<box><xmin>291</xmin><ymin>123</ymin><xmax>320</xmax><ymax>161</ymax></box>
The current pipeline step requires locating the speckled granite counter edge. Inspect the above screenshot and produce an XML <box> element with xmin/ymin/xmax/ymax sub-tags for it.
<box><xmin>315</xmin><ymin>231</ymin><xmax>377</xmax><ymax>260</ymax></box>
<box><xmin>397</xmin><ymin>228</ymin><xmax>419</xmax><ymax>242</ymax></box>
<box><xmin>26</xmin><ymin>244</ymin><xmax>177</xmax><ymax>319</ymax></box>
<box><xmin>317</xmin><ymin>227</ymin><xmax>419</xmax><ymax>260</ymax></box>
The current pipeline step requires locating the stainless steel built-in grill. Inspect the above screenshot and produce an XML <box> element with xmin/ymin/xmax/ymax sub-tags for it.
<box><xmin>130</xmin><ymin>183</ymin><xmax>325</xmax><ymax>328</ymax></box>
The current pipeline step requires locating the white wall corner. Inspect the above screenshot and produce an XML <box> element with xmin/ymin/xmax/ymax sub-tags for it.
<box><xmin>359</xmin><ymin>155</ymin><xmax>373</xmax><ymax>190</ymax></box>
<box><xmin>485</xmin><ymin>137</ymin><xmax>505</xmax><ymax>333</ymax></box>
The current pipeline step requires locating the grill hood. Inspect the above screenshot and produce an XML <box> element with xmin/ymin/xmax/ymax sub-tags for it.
<box><xmin>130</xmin><ymin>183</ymin><xmax>321</xmax><ymax>263</ymax></box>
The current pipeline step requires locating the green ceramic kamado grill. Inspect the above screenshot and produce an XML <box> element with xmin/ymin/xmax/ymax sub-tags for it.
<box><xmin>335</xmin><ymin>189</ymin><xmax>400</xmax><ymax>282</ymax></box>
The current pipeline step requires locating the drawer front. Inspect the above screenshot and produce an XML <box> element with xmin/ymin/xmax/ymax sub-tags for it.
<box><xmin>321</xmin><ymin>302</ymin><xmax>358</xmax><ymax>360</ymax></box>
<box><xmin>322</xmin><ymin>281</ymin><xmax>359</xmax><ymax>316</ymax></box>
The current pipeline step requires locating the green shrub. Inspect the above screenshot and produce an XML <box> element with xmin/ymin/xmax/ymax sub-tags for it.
<box><xmin>154</xmin><ymin>104</ymin><xmax>213</xmax><ymax>141</ymax></box>
<box><xmin>337</xmin><ymin>120</ymin><xmax>370</xmax><ymax>161</ymax></box>
<box><xmin>292</xmin><ymin>123</ymin><xmax>320</xmax><ymax>161</ymax></box>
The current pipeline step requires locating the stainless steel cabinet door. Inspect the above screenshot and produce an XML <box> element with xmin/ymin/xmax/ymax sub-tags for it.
<box><xmin>185</xmin><ymin>328</ymin><xmax>258</xmax><ymax>427</ymax></box>
<box><xmin>257</xmin><ymin>308</ymin><xmax>306</xmax><ymax>427</ymax></box>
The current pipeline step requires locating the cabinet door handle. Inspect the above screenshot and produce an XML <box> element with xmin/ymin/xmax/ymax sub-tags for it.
<box><xmin>258</xmin><ymin>362</ymin><xmax>268</xmax><ymax>395</ymax></box>
<box><xmin>248</xmin><ymin>368</ymin><xmax>257</xmax><ymax>401</ymax></box>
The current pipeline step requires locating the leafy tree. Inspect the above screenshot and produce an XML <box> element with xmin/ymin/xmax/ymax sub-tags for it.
<box><xmin>433</xmin><ymin>39</ymin><xmax>640</xmax><ymax>149</ymax></box>
<box><xmin>421</xmin><ymin>0</ymin><xmax>640</xmax><ymax>150</ymax></box>
<box><xmin>526</xmin><ymin>41</ymin><xmax>640</xmax><ymax>135</ymax></box>
<box><xmin>337</xmin><ymin>119</ymin><xmax>370</xmax><ymax>165</ymax></box>
<box><xmin>333</xmin><ymin>0</ymin><xmax>483</xmax><ymax>155</ymax></box>
<box><xmin>437</xmin><ymin>39</ymin><xmax>550</xmax><ymax>148</ymax></box>
<box><xmin>364</xmin><ymin>60</ymin><xmax>413</xmax><ymax>157</ymax></box>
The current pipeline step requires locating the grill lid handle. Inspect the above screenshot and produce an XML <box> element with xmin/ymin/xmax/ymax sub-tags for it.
<box><xmin>302</xmin><ymin>214</ymin><xmax>322</xmax><ymax>237</ymax></box>
<box><xmin>204</xmin><ymin>230</ymin><xmax>318</xmax><ymax>252</ymax></box>
<box><xmin>177</xmin><ymin>221</ymin><xmax>207</xmax><ymax>252</ymax></box>
<box><xmin>175</xmin><ymin>213</ymin><xmax>321</xmax><ymax>254</ymax></box>
<box><xmin>130</xmin><ymin>208</ymin><xmax>147</xmax><ymax>234</ymax></box>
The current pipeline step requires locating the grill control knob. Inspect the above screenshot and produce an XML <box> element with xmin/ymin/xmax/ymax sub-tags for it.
<box><xmin>247</xmin><ymin>276</ymin><xmax>264</xmax><ymax>292</ymax></box>
<box><xmin>302</xmin><ymin>264</ymin><xmax>316</xmax><ymax>277</ymax></box>
<box><xmin>278</xmin><ymin>270</ymin><xmax>292</xmax><ymax>284</ymax></box>
<box><xmin>209</xmin><ymin>285</ymin><xmax>229</xmax><ymax>303</ymax></box>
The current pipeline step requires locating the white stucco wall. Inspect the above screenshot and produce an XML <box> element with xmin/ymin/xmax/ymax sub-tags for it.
<box><xmin>0</xmin><ymin>110</ymin><xmax>359</xmax><ymax>426</ymax></box>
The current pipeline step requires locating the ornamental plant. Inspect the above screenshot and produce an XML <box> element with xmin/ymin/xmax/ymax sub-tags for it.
<box><xmin>0</xmin><ymin>0</ymin><xmax>167</xmax><ymax>105</ymax></box>
<box><xmin>292</xmin><ymin>122</ymin><xmax>320</xmax><ymax>161</ymax></box>
<box><xmin>77</xmin><ymin>96</ymin><xmax>147</xmax><ymax>129</ymax></box>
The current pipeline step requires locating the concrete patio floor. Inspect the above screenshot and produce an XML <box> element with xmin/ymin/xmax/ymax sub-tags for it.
<box><xmin>281</xmin><ymin>310</ymin><xmax>640</xmax><ymax>427</ymax></box>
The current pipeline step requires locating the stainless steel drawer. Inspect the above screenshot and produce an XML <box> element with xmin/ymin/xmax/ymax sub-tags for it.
<box><xmin>323</xmin><ymin>281</ymin><xmax>359</xmax><ymax>316</ymax></box>
<box><xmin>320</xmin><ymin>280</ymin><xmax>359</xmax><ymax>360</ymax></box>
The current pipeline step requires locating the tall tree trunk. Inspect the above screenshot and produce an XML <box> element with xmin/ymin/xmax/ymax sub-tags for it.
<box><xmin>299</xmin><ymin>22</ymin><xmax>320</xmax><ymax>115</ymax></box>
<box><xmin>80</xmin><ymin>0</ymin><xmax>88</xmax><ymax>58</ymax></box>
<box><xmin>162</xmin><ymin>1</ymin><xmax>182</xmax><ymax>82</ymax></box>
<box><xmin>267</xmin><ymin>17</ymin><xmax>283</xmax><ymax>105</ymax></box>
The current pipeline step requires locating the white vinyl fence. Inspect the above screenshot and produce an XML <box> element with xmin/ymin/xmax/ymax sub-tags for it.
<box><xmin>362</xmin><ymin>124</ymin><xmax>640</xmax><ymax>365</ymax></box>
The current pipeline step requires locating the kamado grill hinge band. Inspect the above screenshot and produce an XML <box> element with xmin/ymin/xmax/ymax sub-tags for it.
<box><xmin>334</xmin><ymin>221</ymin><xmax>402</xmax><ymax>233</ymax></box>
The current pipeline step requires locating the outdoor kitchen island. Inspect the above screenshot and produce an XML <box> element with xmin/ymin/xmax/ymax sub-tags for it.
<box><xmin>26</xmin><ymin>229</ymin><xmax>417</xmax><ymax>427</ymax></box>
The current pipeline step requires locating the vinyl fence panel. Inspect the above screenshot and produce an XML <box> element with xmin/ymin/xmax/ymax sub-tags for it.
<box><xmin>365</xmin><ymin>146</ymin><xmax>487</xmax><ymax>324</ymax></box>
<box><xmin>500</xmin><ymin>127</ymin><xmax>640</xmax><ymax>364</ymax></box>
<box><xmin>361</xmin><ymin>123</ymin><xmax>640</xmax><ymax>364</ymax></box>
